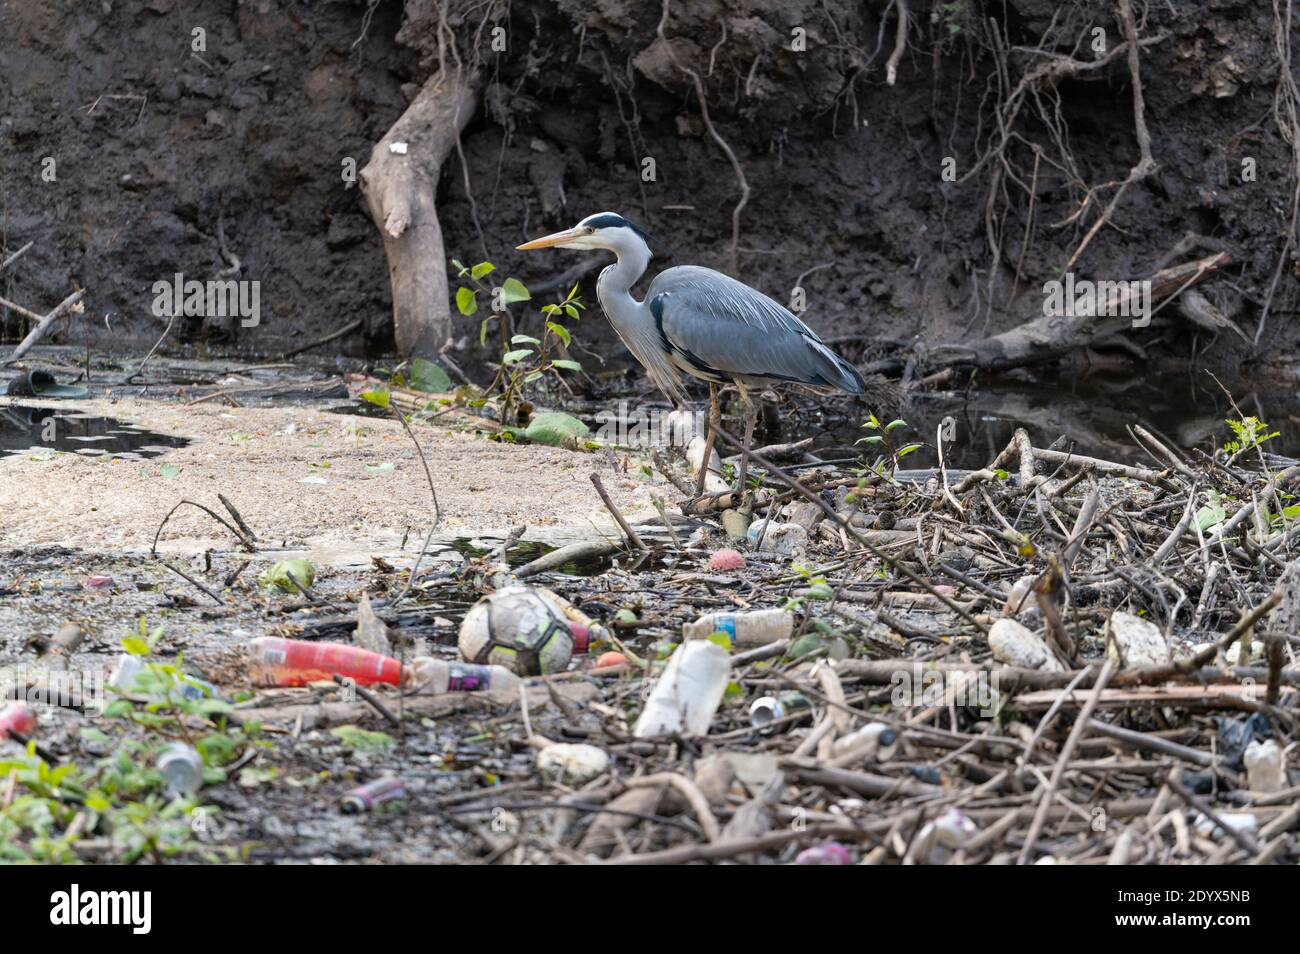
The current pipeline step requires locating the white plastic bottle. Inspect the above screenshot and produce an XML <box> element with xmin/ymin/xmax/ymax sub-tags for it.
<box><xmin>634</xmin><ymin>640</ymin><xmax>730</xmax><ymax>738</ymax></box>
<box><xmin>831</xmin><ymin>722</ymin><xmax>899</xmax><ymax>762</ymax></box>
<box><xmin>408</xmin><ymin>657</ymin><xmax>521</xmax><ymax>696</ymax></box>
<box><xmin>1244</xmin><ymin>739</ymin><xmax>1284</xmax><ymax>792</ymax></box>
<box><xmin>157</xmin><ymin>742</ymin><xmax>204</xmax><ymax>797</ymax></box>
<box><xmin>682</xmin><ymin>608</ymin><xmax>793</xmax><ymax>647</ymax></box>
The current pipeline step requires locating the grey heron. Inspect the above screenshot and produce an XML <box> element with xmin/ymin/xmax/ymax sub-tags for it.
<box><xmin>518</xmin><ymin>211</ymin><xmax>866</xmax><ymax>494</ymax></box>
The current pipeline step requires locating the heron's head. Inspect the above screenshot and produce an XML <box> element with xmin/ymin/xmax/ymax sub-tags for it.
<box><xmin>517</xmin><ymin>212</ymin><xmax>650</xmax><ymax>255</ymax></box>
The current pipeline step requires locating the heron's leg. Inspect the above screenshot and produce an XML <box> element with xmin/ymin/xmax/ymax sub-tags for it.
<box><xmin>693</xmin><ymin>383</ymin><xmax>720</xmax><ymax>497</ymax></box>
<box><xmin>736</xmin><ymin>386</ymin><xmax>755</xmax><ymax>492</ymax></box>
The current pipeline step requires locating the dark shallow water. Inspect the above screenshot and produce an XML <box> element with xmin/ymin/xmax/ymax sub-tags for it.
<box><xmin>0</xmin><ymin>405</ymin><xmax>189</xmax><ymax>461</ymax></box>
<box><xmin>812</xmin><ymin>374</ymin><xmax>1300</xmax><ymax>470</ymax></box>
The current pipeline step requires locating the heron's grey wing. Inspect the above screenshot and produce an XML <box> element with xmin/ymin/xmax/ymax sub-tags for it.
<box><xmin>647</xmin><ymin>266</ymin><xmax>865</xmax><ymax>393</ymax></box>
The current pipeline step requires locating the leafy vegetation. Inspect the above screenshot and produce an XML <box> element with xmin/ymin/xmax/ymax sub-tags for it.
<box><xmin>856</xmin><ymin>413</ymin><xmax>922</xmax><ymax>482</ymax></box>
<box><xmin>0</xmin><ymin>620</ymin><xmax>251</xmax><ymax>862</ymax></box>
<box><xmin>452</xmin><ymin>259</ymin><xmax>586</xmax><ymax>426</ymax></box>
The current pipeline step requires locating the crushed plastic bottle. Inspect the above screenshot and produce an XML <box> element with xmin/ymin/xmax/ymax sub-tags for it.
<box><xmin>407</xmin><ymin>657</ymin><xmax>521</xmax><ymax>696</ymax></box>
<box><xmin>247</xmin><ymin>637</ymin><xmax>404</xmax><ymax>687</ymax></box>
<box><xmin>682</xmin><ymin>608</ymin><xmax>793</xmax><ymax>647</ymax></box>
<box><xmin>633</xmin><ymin>640</ymin><xmax>730</xmax><ymax>738</ymax></box>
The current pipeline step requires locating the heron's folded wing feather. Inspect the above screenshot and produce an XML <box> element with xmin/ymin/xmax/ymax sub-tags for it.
<box><xmin>648</xmin><ymin>266</ymin><xmax>862</xmax><ymax>391</ymax></box>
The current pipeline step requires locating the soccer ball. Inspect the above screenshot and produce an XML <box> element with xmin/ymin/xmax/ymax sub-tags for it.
<box><xmin>458</xmin><ymin>586</ymin><xmax>575</xmax><ymax>676</ymax></box>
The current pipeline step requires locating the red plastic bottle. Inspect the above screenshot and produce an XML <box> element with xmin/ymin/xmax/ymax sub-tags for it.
<box><xmin>247</xmin><ymin>638</ymin><xmax>403</xmax><ymax>687</ymax></box>
<box><xmin>0</xmin><ymin>702</ymin><xmax>37</xmax><ymax>739</ymax></box>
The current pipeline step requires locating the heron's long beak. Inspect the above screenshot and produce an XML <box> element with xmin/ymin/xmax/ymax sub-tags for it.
<box><xmin>516</xmin><ymin>228</ymin><xmax>581</xmax><ymax>251</ymax></box>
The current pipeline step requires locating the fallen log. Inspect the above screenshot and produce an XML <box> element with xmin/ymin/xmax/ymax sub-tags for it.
<box><xmin>935</xmin><ymin>252</ymin><xmax>1230</xmax><ymax>372</ymax></box>
<box><xmin>360</xmin><ymin>67</ymin><xmax>480</xmax><ymax>359</ymax></box>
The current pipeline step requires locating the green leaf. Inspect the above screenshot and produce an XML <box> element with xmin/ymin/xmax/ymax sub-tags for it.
<box><xmin>122</xmin><ymin>636</ymin><xmax>151</xmax><ymax>657</ymax></box>
<box><xmin>523</xmin><ymin>411</ymin><xmax>589</xmax><ymax>447</ymax></box>
<box><xmin>707</xmin><ymin>632</ymin><xmax>733</xmax><ymax>651</ymax></box>
<box><xmin>360</xmin><ymin>390</ymin><xmax>390</xmax><ymax>410</ymax></box>
<box><xmin>330</xmin><ymin>725</ymin><xmax>393</xmax><ymax>753</ymax></box>
<box><xmin>545</xmin><ymin>321</ymin><xmax>571</xmax><ymax>345</ymax></box>
<box><xmin>884</xmin><ymin>419</ymin><xmax>907</xmax><ymax>432</ymax></box>
<box><xmin>511</xmin><ymin>334</ymin><xmax>541</xmax><ymax>346</ymax></box>
<box><xmin>789</xmin><ymin>633</ymin><xmax>825</xmax><ymax>658</ymax></box>
<box><xmin>409</xmin><ymin>357</ymin><xmax>451</xmax><ymax>393</ymax></box>
<box><xmin>456</xmin><ymin>287</ymin><xmax>478</xmax><ymax>316</ymax></box>
<box><xmin>551</xmin><ymin>359</ymin><xmax>582</xmax><ymax>372</ymax></box>
<box><xmin>103</xmin><ymin>700</ymin><xmax>135</xmax><ymax>718</ymax></box>
<box><xmin>857</xmin><ymin>435</ymin><xmax>884</xmax><ymax>445</ymax></box>
<box><xmin>806</xmin><ymin>582</ymin><xmax>835</xmax><ymax>600</ymax></box>
<box><xmin>500</xmin><ymin>278</ymin><xmax>531</xmax><ymax>304</ymax></box>
<box><xmin>470</xmin><ymin>262</ymin><xmax>495</xmax><ymax>280</ymax></box>
<box><xmin>502</xmin><ymin>348</ymin><xmax>533</xmax><ymax>365</ymax></box>
<box><xmin>1195</xmin><ymin>490</ymin><xmax>1226</xmax><ymax>532</ymax></box>
<box><xmin>897</xmin><ymin>443</ymin><xmax>922</xmax><ymax>458</ymax></box>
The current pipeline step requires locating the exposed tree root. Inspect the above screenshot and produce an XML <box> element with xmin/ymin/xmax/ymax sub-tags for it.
<box><xmin>934</xmin><ymin>252</ymin><xmax>1231</xmax><ymax>373</ymax></box>
<box><xmin>656</xmin><ymin>0</ymin><xmax>749</xmax><ymax>276</ymax></box>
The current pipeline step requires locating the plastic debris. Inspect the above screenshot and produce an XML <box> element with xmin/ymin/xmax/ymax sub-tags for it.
<box><xmin>749</xmin><ymin>691</ymin><xmax>811</xmax><ymax>730</ymax></box>
<box><xmin>686</xmin><ymin>435</ymin><xmax>728</xmax><ymax>494</ymax></box>
<box><xmin>910</xmin><ymin>807</ymin><xmax>977</xmax><ymax>864</ymax></box>
<box><xmin>247</xmin><ymin>637</ymin><xmax>403</xmax><ymax>687</ymax></box>
<box><xmin>1244</xmin><ymin>738</ymin><xmax>1285</xmax><ymax>792</ymax></box>
<box><xmin>157</xmin><ymin>742</ymin><xmax>204</xmax><ymax>797</ymax></box>
<box><xmin>794</xmin><ymin>841</ymin><xmax>851</xmax><ymax>865</ymax></box>
<box><xmin>341</xmin><ymin>776</ymin><xmax>406</xmax><ymax>814</ymax></box>
<box><xmin>633</xmin><ymin>640</ymin><xmax>730</xmax><ymax>738</ymax></box>
<box><xmin>747</xmin><ymin>519</ymin><xmax>809</xmax><ymax>556</ymax></box>
<box><xmin>1215</xmin><ymin>713</ymin><xmax>1272</xmax><ymax>769</ymax></box>
<box><xmin>830</xmin><ymin>722</ymin><xmax>898</xmax><ymax>762</ymax></box>
<box><xmin>110</xmin><ymin>654</ymin><xmax>223</xmax><ymax>701</ymax></box>
<box><xmin>407</xmin><ymin>657</ymin><xmax>521</xmax><ymax>696</ymax></box>
<box><xmin>683</xmin><ymin>608</ymin><xmax>793</xmax><ymax>647</ymax></box>
<box><xmin>536</xmin><ymin>743</ymin><xmax>610</xmax><ymax>783</ymax></box>
<box><xmin>1194</xmin><ymin>811</ymin><xmax>1257</xmax><ymax>839</ymax></box>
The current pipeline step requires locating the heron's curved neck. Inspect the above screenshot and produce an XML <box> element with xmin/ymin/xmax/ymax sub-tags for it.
<box><xmin>596</xmin><ymin>236</ymin><xmax>652</xmax><ymax>315</ymax></box>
